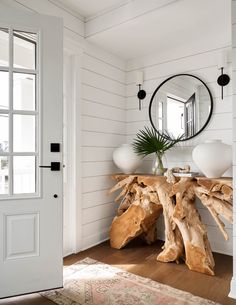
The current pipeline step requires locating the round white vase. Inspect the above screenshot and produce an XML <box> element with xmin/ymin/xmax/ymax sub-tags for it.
<box><xmin>113</xmin><ymin>144</ymin><xmax>143</xmax><ymax>174</ymax></box>
<box><xmin>192</xmin><ymin>140</ymin><xmax>232</xmax><ymax>178</ymax></box>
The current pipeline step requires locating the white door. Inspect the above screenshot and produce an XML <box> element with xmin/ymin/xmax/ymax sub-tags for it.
<box><xmin>0</xmin><ymin>3</ymin><xmax>63</xmax><ymax>298</ymax></box>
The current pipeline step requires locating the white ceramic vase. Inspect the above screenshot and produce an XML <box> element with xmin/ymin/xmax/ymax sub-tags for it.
<box><xmin>113</xmin><ymin>144</ymin><xmax>143</xmax><ymax>174</ymax></box>
<box><xmin>192</xmin><ymin>140</ymin><xmax>232</xmax><ymax>178</ymax></box>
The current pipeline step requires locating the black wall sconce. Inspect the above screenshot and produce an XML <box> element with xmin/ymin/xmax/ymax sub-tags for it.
<box><xmin>217</xmin><ymin>51</ymin><xmax>230</xmax><ymax>100</ymax></box>
<box><xmin>136</xmin><ymin>71</ymin><xmax>146</xmax><ymax>110</ymax></box>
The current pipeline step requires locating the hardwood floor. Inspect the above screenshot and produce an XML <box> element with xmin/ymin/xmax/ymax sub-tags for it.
<box><xmin>0</xmin><ymin>239</ymin><xmax>235</xmax><ymax>305</ymax></box>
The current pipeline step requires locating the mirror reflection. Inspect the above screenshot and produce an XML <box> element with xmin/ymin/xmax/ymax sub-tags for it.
<box><xmin>149</xmin><ymin>74</ymin><xmax>213</xmax><ymax>141</ymax></box>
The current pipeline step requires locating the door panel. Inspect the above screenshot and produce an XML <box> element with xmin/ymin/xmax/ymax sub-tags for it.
<box><xmin>0</xmin><ymin>3</ymin><xmax>63</xmax><ymax>298</ymax></box>
<box><xmin>4</xmin><ymin>213</ymin><xmax>39</xmax><ymax>260</ymax></box>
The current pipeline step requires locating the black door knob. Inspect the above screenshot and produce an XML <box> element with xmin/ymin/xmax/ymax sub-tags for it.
<box><xmin>54</xmin><ymin>194</ymin><xmax>58</xmax><ymax>198</ymax></box>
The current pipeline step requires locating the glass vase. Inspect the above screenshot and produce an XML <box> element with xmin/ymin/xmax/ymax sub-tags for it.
<box><xmin>152</xmin><ymin>152</ymin><xmax>165</xmax><ymax>175</ymax></box>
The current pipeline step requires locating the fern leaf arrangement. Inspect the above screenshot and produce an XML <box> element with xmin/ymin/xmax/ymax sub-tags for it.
<box><xmin>132</xmin><ymin>126</ymin><xmax>183</xmax><ymax>174</ymax></box>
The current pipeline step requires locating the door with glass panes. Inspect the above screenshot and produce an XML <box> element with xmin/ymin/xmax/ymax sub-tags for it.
<box><xmin>0</xmin><ymin>3</ymin><xmax>63</xmax><ymax>298</ymax></box>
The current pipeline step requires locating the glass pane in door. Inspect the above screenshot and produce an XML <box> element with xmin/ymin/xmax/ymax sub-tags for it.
<box><xmin>13</xmin><ymin>73</ymin><xmax>35</xmax><ymax>110</ymax></box>
<box><xmin>13</xmin><ymin>156</ymin><xmax>35</xmax><ymax>194</ymax></box>
<box><xmin>0</xmin><ymin>28</ymin><xmax>9</xmax><ymax>67</ymax></box>
<box><xmin>0</xmin><ymin>114</ymin><xmax>9</xmax><ymax>152</ymax></box>
<box><xmin>0</xmin><ymin>157</ymin><xmax>8</xmax><ymax>194</ymax></box>
<box><xmin>13</xmin><ymin>31</ymin><xmax>37</xmax><ymax>69</ymax></box>
<box><xmin>13</xmin><ymin>115</ymin><xmax>35</xmax><ymax>152</ymax></box>
<box><xmin>0</xmin><ymin>27</ymin><xmax>39</xmax><ymax>199</ymax></box>
<box><xmin>0</xmin><ymin>71</ymin><xmax>9</xmax><ymax>109</ymax></box>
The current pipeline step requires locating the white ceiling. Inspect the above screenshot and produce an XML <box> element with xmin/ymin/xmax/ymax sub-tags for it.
<box><xmin>57</xmin><ymin>0</ymin><xmax>231</xmax><ymax>60</ymax></box>
<box><xmin>56</xmin><ymin>0</ymin><xmax>129</xmax><ymax>19</ymax></box>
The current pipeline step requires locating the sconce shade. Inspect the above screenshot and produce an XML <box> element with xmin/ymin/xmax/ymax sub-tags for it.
<box><xmin>135</xmin><ymin>71</ymin><xmax>144</xmax><ymax>85</ymax></box>
<box><xmin>217</xmin><ymin>50</ymin><xmax>227</xmax><ymax>69</ymax></box>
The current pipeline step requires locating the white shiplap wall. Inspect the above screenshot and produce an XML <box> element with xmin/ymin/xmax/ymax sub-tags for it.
<box><xmin>230</xmin><ymin>0</ymin><xmax>236</xmax><ymax>298</ymax></box>
<box><xmin>126</xmin><ymin>46</ymin><xmax>233</xmax><ymax>255</ymax></box>
<box><xmin>81</xmin><ymin>43</ymin><xmax>126</xmax><ymax>249</ymax></box>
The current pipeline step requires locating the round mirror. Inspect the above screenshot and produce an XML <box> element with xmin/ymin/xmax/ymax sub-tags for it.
<box><xmin>149</xmin><ymin>74</ymin><xmax>213</xmax><ymax>141</ymax></box>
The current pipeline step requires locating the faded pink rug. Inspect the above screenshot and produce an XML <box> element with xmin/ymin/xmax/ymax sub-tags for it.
<box><xmin>41</xmin><ymin>258</ymin><xmax>221</xmax><ymax>305</ymax></box>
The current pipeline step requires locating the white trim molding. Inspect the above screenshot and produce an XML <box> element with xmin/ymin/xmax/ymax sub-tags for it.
<box><xmin>229</xmin><ymin>277</ymin><xmax>236</xmax><ymax>299</ymax></box>
<box><xmin>63</xmin><ymin>37</ymin><xmax>84</xmax><ymax>255</ymax></box>
<box><xmin>85</xmin><ymin>0</ymin><xmax>179</xmax><ymax>38</ymax></box>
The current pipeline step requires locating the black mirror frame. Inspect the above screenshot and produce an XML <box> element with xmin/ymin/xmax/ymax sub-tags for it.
<box><xmin>148</xmin><ymin>73</ymin><xmax>214</xmax><ymax>141</ymax></box>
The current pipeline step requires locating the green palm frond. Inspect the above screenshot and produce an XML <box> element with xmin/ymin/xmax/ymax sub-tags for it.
<box><xmin>132</xmin><ymin>126</ymin><xmax>183</xmax><ymax>157</ymax></box>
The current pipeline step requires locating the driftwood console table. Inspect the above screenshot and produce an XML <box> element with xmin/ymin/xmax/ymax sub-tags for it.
<box><xmin>108</xmin><ymin>174</ymin><xmax>233</xmax><ymax>275</ymax></box>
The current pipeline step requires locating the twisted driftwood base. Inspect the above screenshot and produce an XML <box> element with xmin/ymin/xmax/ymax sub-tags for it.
<box><xmin>108</xmin><ymin>174</ymin><xmax>233</xmax><ymax>275</ymax></box>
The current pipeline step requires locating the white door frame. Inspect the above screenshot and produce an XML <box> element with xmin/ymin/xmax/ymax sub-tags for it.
<box><xmin>63</xmin><ymin>37</ymin><xmax>83</xmax><ymax>255</ymax></box>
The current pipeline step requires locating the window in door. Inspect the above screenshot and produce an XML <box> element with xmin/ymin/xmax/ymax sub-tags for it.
<box><xmin>0</xmin><ymin>28</ymin><xmax>39</xmax><ymax>197</ymax></box>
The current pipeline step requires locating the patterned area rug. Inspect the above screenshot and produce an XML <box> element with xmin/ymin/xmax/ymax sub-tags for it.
<box><xmin>41</xmin><ymin>258</ymin><xmax>221</xmax><ymax>305</ymax></box>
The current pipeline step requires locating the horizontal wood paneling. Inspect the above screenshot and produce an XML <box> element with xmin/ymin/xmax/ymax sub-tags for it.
<box><xmin>82</xmin><ymin>147</ymin><xmax>114</xmax><ymax>162</ymax></box>
<box><xmin>82</xmin><ymin>131</ymin><xmax>125</xmax><ymax>148</ymax></box>
<box><xmin>82</xmin><ymin>216</ymin><xmax>113</xmax><ymax>238</ymax></box>
<box><xmin>82</xmin><ymin>161</ymin><xmax>118</xmax><ymax>178</ymax></box>
<box><xmin>82</xmin><ymin>203</ymin><xmax>116</xmax><ymax>224</ymax></box>
<box><xmin>232</xmin><ymin>48</ymin><xmax>236</xmax><ymax>70</ymax></box>
<box><xmin>206</xmin><ymin>113</ymin><xmax>232</xmax><ymax>130</ymax></box>
<box><xmin>82</xmin><ymin>100</ymin><xmax>125</xmax><ymax>122</ymax></box>
<box><xmin>81</xmin><ymin>229</ymin><xmax>109</xmax><ymax>251</ymax></box>
<box><xmin>234</xmin><ymin>94</ymin><xmax>236</xmax><ymax>118</ymax></box>
<box><xmin>191</xmin><ymin>129</ymin><xmax>232</xmax><ymax>145</ymax></box>
<box><xmin>213</xmin><ymin>96</ymin><xmax>232</xmax><ymax>114</ymax></box>
<box><xmin>126</xmin><ymin>120</ymin><xmax>152</xmax><ymax>136</ymax></box>
<box><xmin>82</xmin><ymin>176</ymin><xmax>114</xmax><ymax>193</ymax></box>
<box><xmin>126</xmin><ymin>94</ymin><xmax>151</xmax><ymax>110</ymax></box>
<box><xmin>82</xmin><ymin>190</ymin><xmax>115</xmax><ymax>209</ymax></box>
<box><xmin>126</xmin><ymin>45</ymin><xmax>231</xmax><ymax>71</ymax></box>
<box><xmin>82</xmin><ymin>131</ymin><xmax>124</xmax><ymax>147</ymax></box>
<box><xmin>82</xmin><ymin>116</ymin><xmax>125</xmax><ymax>134</ymax></box>
<box><xmin>126</xmin><ymin>107</ymin><xmax>150</xmax><ymax>122</ymax></box>
<box><xmin>82</xmin><ymin>84</ymin><xmax>125</xmax><ymax>109</ymax></box>
<box><xmin>233</xmin><ymin>24</ymin><xmax>236</xmax><ymax>47</ymax></box>
<box><xmin>233</xmin><ymin>1</ymin><xmax>236</xmax><ymax>24</ymax></box>
<box><xmin>83</xmin><ymin>69</ymin><xmax>125</xmax><ymax>97</ymax></box>
<box><xmin>81</xmin><ymin>46</ymin><xmax>125</xmax><ymax>250</ymax></box>
<box><xmin>127</xmin><ymin>51</ymin><xmax>230</xmax><ymax>81</ymax></box>
<box><xmin>233</xmin><ymin>71</ymin><xmax>236</xmax><ymax>94</ymax></box>
<box><xmin>207</xmin><ymin>226</ymin><xmax>233</xmax><ymax>255</ymax></box>
<box><xmin>83</xmin><ymin>53</ymin><xmax>125</xmax><ymax>83</ymax></box>
<box><xmin>84</xmin><ymin>41</ymin><xmax>126</xmax><ymax>71</ymax></box>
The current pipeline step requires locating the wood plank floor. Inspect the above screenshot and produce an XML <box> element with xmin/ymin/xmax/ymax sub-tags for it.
<box><xmin>1</xmin><ymin>240</ymin><xmax>236</xmax><ymax>305</ymax></box>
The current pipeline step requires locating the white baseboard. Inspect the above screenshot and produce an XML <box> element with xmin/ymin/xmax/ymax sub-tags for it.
<box><xmin>229</xmin><ymin>277</ymin><xmax>236</xmax><ymax>299</ymax></box>
<box><xmin>81</xmin><ymin>237</ymin><xmax>109</xmax><ymax>252</ymax></box>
